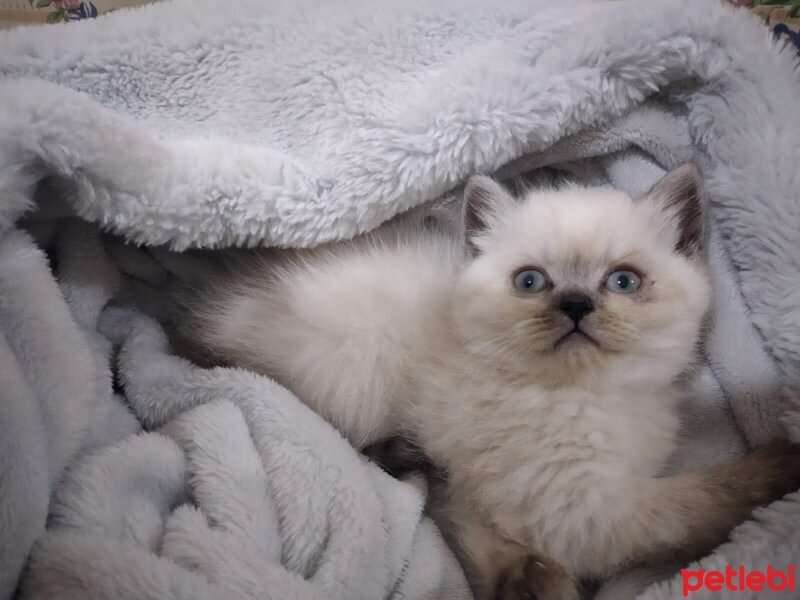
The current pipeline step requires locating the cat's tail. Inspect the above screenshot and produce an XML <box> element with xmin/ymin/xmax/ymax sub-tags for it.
<box><xmin>630</xmin><ymin>439</ymin><xmax>800</xmax><ymax>569</ymax></box>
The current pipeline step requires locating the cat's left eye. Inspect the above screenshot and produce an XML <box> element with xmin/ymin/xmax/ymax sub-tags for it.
<box><xmin>605</xmin><ymin>270</ymin><xmax>641</xmax><ymax>294</ymax></box>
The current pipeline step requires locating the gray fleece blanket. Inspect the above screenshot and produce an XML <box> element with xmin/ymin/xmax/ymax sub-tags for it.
<box><xmin>1</xmin><ymin>0</ymin><xmax>799</xmax><ymax>598</ymax></box>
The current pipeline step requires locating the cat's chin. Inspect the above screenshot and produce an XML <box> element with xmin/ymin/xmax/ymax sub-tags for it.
<box><xmin>553</xmin><ymin>329</ymin><xmax>600</xmax><ymax>350</ymax></box>
<box><xmin>547</xmin><ymin>330</ymin><xmax>607</xmax><ymax>375</ymax></box>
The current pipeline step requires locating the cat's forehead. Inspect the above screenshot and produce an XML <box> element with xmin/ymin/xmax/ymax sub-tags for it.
<box><xmin>495</xmin><ymin>187</ymin><xmax>660</xmax><ymax>266</ymax></box>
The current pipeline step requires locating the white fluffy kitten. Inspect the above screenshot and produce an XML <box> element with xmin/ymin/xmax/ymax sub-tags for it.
<box><xmin>173</xmin><ymin>165</ymin><xmax>800</xmax><ymax>599</ymax></box>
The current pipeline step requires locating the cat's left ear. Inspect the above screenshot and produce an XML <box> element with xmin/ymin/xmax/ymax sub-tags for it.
<box><xmin>463</xmin><ymin>175</ymin><xmax>515</xmax><ymax>256</ymax></box>
<box><xmin>642</xmin><ymin>163</ymin><xmax>705</xmax><ymax>257</ymax></box>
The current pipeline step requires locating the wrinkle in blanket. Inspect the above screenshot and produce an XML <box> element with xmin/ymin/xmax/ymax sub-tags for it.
<box><xmin>1</xmin><ymin>0</ymin><xmax>799</xmax><ymax>599</ymax></box>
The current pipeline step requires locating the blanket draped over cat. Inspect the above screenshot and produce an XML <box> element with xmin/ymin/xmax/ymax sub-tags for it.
<box><xmin>0</xmin><ymin>0</ymin><xmax>798</xmax><ymax>599</ymax></box>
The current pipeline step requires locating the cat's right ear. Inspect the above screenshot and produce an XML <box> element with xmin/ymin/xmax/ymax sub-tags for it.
<box><xmin>463</xmin><ymin>175</ymin><xmax>514</xmax><ymax>256</ymax></box>
<box><xmin>642</xmin><ymin>163</ymin><xmax>705</xmax><ymax>258</ymax></box>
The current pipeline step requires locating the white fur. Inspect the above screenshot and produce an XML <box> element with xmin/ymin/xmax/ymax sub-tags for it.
<box><xmin>198</xmin><ymin>228</ymin><xmax>464</xmax><ymax>448</ymax></box>
<box><xmin>189</xmin><ymin>180</ymin><xmax>711</xmax><ymax>590</ymax></box>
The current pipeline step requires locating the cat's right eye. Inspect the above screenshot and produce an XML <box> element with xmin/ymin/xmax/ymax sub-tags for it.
<box><xmin>513</xmin><ymin>268</ymin><xmax>549</xmax><ymax>293</ymax></box>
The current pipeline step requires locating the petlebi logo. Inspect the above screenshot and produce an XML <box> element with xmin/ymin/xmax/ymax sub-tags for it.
<box><xmin>681</xmin><ymin>565</ymin><xmax>797</xmax><ymax>596</ymax></box>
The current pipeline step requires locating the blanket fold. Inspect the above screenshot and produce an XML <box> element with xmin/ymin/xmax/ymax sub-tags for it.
<box><xmin>1</xmin><ymin>0</ymin><xmax>799</xmax><ymax>598</ymax></box>
<box><xmin>10</xmin><ymin>226</ymin><xmax>469</xmax><ymax>600</ymax></box>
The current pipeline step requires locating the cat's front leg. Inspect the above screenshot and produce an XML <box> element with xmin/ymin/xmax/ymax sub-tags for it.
<box><xmin>443</xmin><ymin>500</ymin><xmax>578</xmax><ymax>600</ymax></box>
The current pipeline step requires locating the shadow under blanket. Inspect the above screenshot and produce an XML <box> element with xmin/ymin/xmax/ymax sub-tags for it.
<box><xmin>1</xmin><ymin>0</ymin><xmax>799</xmax><ymax>598</ymax></box>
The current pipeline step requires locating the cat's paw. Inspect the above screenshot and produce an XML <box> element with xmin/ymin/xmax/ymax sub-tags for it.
<box><xmin>743</xmin><ymin>439</ymin><xmax>800</xmax><ymax>502</ymax></box>
<box><xmin>363</xmin><ymin>434</ymin><xmax>437</xmax><ymax>479</ymax></box>
<box><xmin>492</xmin><ymin>554</ymin><xmax>579</xmax><ymax>600</ymax></box>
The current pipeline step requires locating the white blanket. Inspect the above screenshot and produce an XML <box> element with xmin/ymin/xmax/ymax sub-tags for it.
<box><xmin>1</xmin><ymin>0</ymin><xmax>799</xmax><ymax>598</ymax></box>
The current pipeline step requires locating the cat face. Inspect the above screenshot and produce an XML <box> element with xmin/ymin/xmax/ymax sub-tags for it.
<box><xmin>453</xmin><ymin>166</ymin><xmax>711</xmax><ymax>384</ymax></box>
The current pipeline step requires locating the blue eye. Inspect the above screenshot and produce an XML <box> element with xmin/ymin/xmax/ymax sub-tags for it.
<box><xmin>606</xmin><ymin>270</ymin><xmax>642</xmax><ymax>294</ymax></box>
<box><xmin>513</xmin><ymin>268</ymin><xmax>549</xmax><ymax>293</ymax></box>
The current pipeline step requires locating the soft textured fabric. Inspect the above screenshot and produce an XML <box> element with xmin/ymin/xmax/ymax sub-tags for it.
<box><xmin>3</xmin><ymin>221</ymin><xmax>469</xmax><ymax>600</ymax></box>
<box><xmin>0</xmin><ymin>0</ymin><xmax>799</xmax><ymax>598</ymax></box>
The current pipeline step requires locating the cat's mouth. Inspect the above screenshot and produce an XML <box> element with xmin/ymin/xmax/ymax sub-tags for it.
<box><xmin>554</xmin><ymin>327</ymin><xmax>600</xmax><ymax>349</ymax></box>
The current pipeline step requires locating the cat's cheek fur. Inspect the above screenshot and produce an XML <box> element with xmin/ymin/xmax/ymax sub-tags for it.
<box><xmin>453</xmin><ymin>274</ymin><xmax>560</xmax><ymax>362</ymax></box>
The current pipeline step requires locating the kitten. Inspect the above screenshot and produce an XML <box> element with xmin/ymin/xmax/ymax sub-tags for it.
<box><xmin>172</xmin><ymin>165</ymin><xmax>800</xmax><ymax>599</ymax></box>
